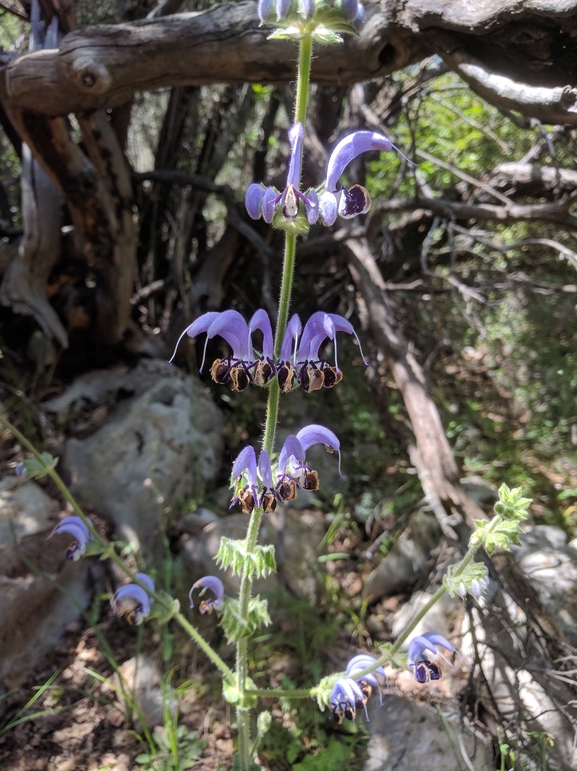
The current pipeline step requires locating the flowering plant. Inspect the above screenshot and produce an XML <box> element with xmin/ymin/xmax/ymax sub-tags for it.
<box><xmin>0</xmin><ymin>3</ymin><xmax>533</xmax><ymax>768</ymax></box>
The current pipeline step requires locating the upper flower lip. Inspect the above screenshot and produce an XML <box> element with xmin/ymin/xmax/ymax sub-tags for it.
<box><xmin>296</xmin><ymin>311</ymin><xmax>367</xmax><ymax>370</ymax></box>
<box><xmin>324</xmin><ymin>131</ymin><xmax>395</xmax><ymax>193</ymax></box>
<box><xmin>345</xmin><ymin>654</ymin><xmax>385</xmax><ymax>688</ymax></box>
<box><xmin>407</xmin><ymin>632</ymin><xmax>455</xmax><ymax>669</ymax></box>
<box><xmin>49</xmin><ymin>516</ymin><xmax>93</xmax><ymax>560</ymax></box>
<box><xmin>189</xmin><ymin>575</ymin><xmax>225</xmax><ymax>613</ymax></box>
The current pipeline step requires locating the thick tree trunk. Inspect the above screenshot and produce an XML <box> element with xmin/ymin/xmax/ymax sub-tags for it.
<box><xmin>0</xmin><ymin>147</ymin><xmax>68</xmax><ymax>347</ymax></box>
<box><xmin>0</xmin><ymin>0</ymin><xmax>68</xmax><ymax>347</ymax></box>
<box><xmin>3</xmin><ymin>2</ymin><xmax>577</xmax><ymax>122</ymax></box>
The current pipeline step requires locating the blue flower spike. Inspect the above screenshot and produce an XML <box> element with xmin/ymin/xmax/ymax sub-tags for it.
<box><xmin>189</xmin><ymin>576</ymin><xmax>225</xmax><ymax>614</ymax></box>
<box><xmin>49</xmin><ymin>516</ymin><xmax>93</xmax><ymax>561</ymax></box>
<box><xmin>330</xmin><ymin>677</ymin><xmax>367</xmax><ymax>723</ymax></box>
<box><xmin>346</xmin><ymin>653</ymin><xmax>387</xmax><ymax>706</ymax></box>
<box><xmin>407</xmin><ymin>632</ymin><xmax>459</xmax><ymax>683</ymax></box>
<box><xmin>171</xmin><ymin>309</ymin><xmax>364</xmax><ymax>394</ymax></box>
<box><xmin>114</xmin><ymin>573</ymin><xmax>155</xmax><ymax>625</ymax></box>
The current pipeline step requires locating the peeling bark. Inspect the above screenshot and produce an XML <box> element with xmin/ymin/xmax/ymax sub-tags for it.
<box><xmin>0</xmin><ymin>147</ymin><xmax>68</xmax><ymax>347</ymax></box>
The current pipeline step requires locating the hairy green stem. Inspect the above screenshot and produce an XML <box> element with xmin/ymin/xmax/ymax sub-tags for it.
<box><xmin>247</xmin><ymin>687</ymin><xmax>313</xmax><ymax>699</ymax></box>
<box><xmin>294</xmin><ymin>33</ymin><xmax>312</xmax><ymax>126</ymax></box>
<box><xmin>234</xmin><ymin>33</ymin><xmax>314</xmax><ymax>769</ymax></box>
<box><xmin>0</xmin><ymin>414</ymin><xmax>235</xmax><ymax>685</ymax></box>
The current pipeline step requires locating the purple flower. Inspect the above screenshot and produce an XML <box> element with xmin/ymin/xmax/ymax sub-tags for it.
<box><xmin>407</xmin><ymin>632</ymin><xmax>455</xmax><ymax>683</ymax></box>
<box><xmin>189</xmin><ymin>576</ymin><xmax>225</xmax><ymax>614</ymax></box>
<box><xmin>231</xmin><ymin>424</ymin><xmax>341</xmax><ymax>511</ymax></box>
<box><xmin>295</xmin><ymin>311</ymin><xmax>367</xmax><ymax>392</ymax></box>
<box><xmin>245</xmin><ymin>124</ymin><xmax>319</xmax><ymax>228</ymax></box>
<box><xmin>231</xmin><ymin>446</ymin><xmax>279</xmax><ymax>514</ymax></box>
<box><xmin>276</xmin><ymin>424</ymin><xmax>341</xmax><ymax>498</ymax></box>
<box><xmin>346</xmin><ymin>654</ymin><xmax>386</xmax><ymax>705</ymax></box>
<box><xmin>277</xmin><ymin>311</ymin><xmax>366</xmax><ymax>393</ymax></box>
<box><xmin>49</xmin><ymin>516</ymin><xmax>92</xmax><ymax>561</ymax></box>
<box><xmin>319</xmin><ymin>130</ymin><xmax>411</xmax><ymax>225</ymax></box>
<box><xmin>330</xmin><ymin>677</ymin><xmax>367</xmax><ymax>723</ymax></box>
<box><xmin>169</xmin><ymin>309</ymin><xmax>275</xmax><ymax>391</ymax></box>
<box><xmin>114</xmin><ymin>573</ymin><xmax>155</xmax><ymax>625</ymax></box>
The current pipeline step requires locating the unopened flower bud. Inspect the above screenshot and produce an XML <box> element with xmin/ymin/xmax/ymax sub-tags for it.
<box><xmin>258</xmin><ymin>0</ymin><xmax>274</xmax><ymax>21</ymax></box>
<box><xmin>276</xmin><ymin>0</ymin><xmax>292</xmax><ymax>20</ymax></box>
<box><xmin>459</xmin><ymin>582</ymin><xmax>467</xmax><ymax>597</ymax></box>
<box><xmin>341</xmin><ymin>0</ymin><xmax>358</xmax><ymax>22</ymax></box>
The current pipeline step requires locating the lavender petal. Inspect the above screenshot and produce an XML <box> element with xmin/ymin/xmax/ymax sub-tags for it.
<box><xmin>325</xmin><ymin>131</ymin><xmax>395</xmax><ymax>192</ymax></box>
<box><xmin>245</xmin><ymin>183</ymin><xmax>266</xmax><ymax>219</ymax></box>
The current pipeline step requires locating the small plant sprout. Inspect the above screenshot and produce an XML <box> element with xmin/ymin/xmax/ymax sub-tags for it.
<box><xmin>188</xmin><ymin>576</ymin><xmax>225</xmax><ymax>614</ymax></box>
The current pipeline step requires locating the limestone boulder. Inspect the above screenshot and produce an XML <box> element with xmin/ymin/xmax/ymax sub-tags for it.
<box><xmin>364</xmin><ymin>695</ymin><xmax>493</xmax><ymax>771</ymax></box>
<box><xmin>181</xmin><ymin>507</ymin><xmax>326</xmax><ymax>603</ymax></box>
<box><xmin>44</xmin><ymin>360</ymin><xmax>224</xmax><ymax>560</ymax></box>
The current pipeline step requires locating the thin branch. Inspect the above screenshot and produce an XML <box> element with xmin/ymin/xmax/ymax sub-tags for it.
<box><xmin>428</xmin><ymin>93</ymin><xmax>512</xmax><ymax>153</ymax></box>
<box><xmin>416</xmin><ymin>148</ymin><xmax>513</xmax><ymax>206</ymax></box>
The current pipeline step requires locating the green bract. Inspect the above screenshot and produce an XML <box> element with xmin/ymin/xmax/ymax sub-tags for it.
<box><xmin>216</xmin><ymin>537</ymin><xmax>276</xmax><ymax>578</ymax></box>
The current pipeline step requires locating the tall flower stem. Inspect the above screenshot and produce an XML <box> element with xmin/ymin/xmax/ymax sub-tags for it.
<box><xmin>235</xmin><ymin>32</ymin><xmax>314</xmax><ymax>770</ymax></box>
<box><xmin>0</xmin><ymin>414</ymin><xmax>235</xmax><ymax>685</ymax></box>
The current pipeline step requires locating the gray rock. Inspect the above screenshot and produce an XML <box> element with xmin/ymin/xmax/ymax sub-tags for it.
<box><xmin>390</xmin><ymin>589</ymin><xmax>460</xmax><ymax>643</ymax></box>
<box><xmin>363</xmin><ymin>511</ymin><xmax>441</xmax><ymax>601</ymax></box>
<box><xmin>455</xmin><ymin>528</ymin><xmax>577</xmax><ymax>770</ymax></box>
<box><xmin>181</xmin><ymin>507</ymin><xmax>326</xmax><ymax>602</ymax></box>
<box><xmin>47</xmin><ymin>360</ymin><xmax>223</xmax><ymax>560</ymax></box>
<box><xmin>460</xmin><ymin>476</ymin><xmax>498</xmax><ymax>508</ymax></box>
<box><xmin>460</xmin><ymin>600</ymin><xmax>576</xmax><ymax>771</ymax></box>
<box><xmin>364</xmin><ymin>695</ymin><xmax>493</xmax><ymax>771</ymax></box>
<box><xmin>513</xmin><ymin>525</ymin><xmax>577</xmax><ymax>644</ymax></box>
<box><xmin>0</xmin><ymin>477</ymin><xmax>94</xmax><ymax>685</ymax></box>
<box><xmin>179</xmin><ymin>507</ymin><xmax>219</xmax><ymax>536</ymax></box>
<box><xmin>111</xmin><ymin>655</ymin><xmax>176</xmax><ymax>728</ymax></box>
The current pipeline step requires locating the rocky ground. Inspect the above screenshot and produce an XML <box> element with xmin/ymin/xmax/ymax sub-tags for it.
<box><xmin>1</xmin><ymin>361</ymin><xmax>577</xmax><ymax>770</ymax></box>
